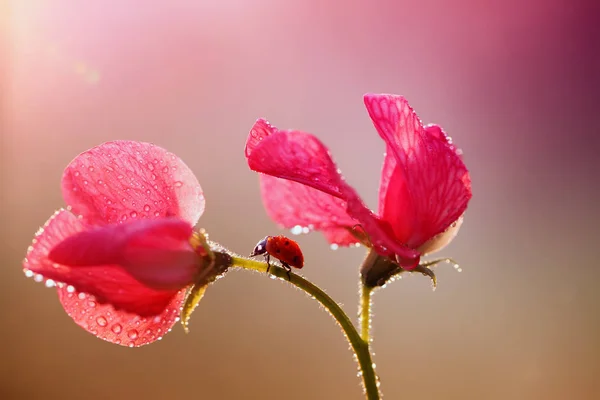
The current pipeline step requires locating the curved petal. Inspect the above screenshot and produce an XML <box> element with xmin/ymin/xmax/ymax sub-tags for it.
<box><xmin>246</xmin><ymin>120</ymin><xmax>419</xmax><ymax>261</ymax></box>
<box><xmin>365</xmin><ymin>94</ymin><xmax>472</xmax><ymax>248</ymax></box>
<box><xmin>62</xmin><ymin>141</ymin><xmax>205</xmax><ymax>226</ymax></box>
<box><xmin>259</xmin><ymin>174</ymin><xmax>359</xmax><ymax>246</ymax></box>
<box><xmin>23</xmin><ymin>210</ymin><xmax>183</xmax><ymax>317</ymax></box>
<box><xmin>49</xmin><ymin>217</ymin><xmax>198</xmax><ymax>290</ymax></box>
<box><xmin>57</xmin><ymin>288</ymin><xmax>185</xmax><ymax>347</ymax></box>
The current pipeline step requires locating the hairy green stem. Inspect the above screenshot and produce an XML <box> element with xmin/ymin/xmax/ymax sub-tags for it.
<box><xmin>359</xmin><ymin>284</ymin><xmax>373</xmax><ymax>342</ymax></box>
<box><xmin>230</xmin><ymin>256</ymin><xmax>380</xmax><ymax>400</ymax></box>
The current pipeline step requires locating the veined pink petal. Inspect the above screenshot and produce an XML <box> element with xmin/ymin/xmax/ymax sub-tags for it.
<box><xmin>246</xmin><ymin>120</ymin><xmax>419</xmax><ymax>261</ymax></box>
<box><xmin>365</xmin><ymin>94</ymin><xmax>472</xmax><ymax>248</ymax></box>
<box><xmin>62</xmin><ymin>141</ymin><xmax>204</xmax><ymax>226</ymax></box>
<box><xmin>259</xmin><ymin>174</ymin><xmax>358</xmax><ymax>246</ymax></box>
<box><xmin>322</xmin><ymin>227</ymin><xmax>360</xmax><ymax>247</ymax></box>
<box><xmin>57</xmin><ymin>289</ymin><xmax>185</xmax><ymax>347</ymax></box>
<box><xmin>49</xmin><ymin>217</ymin><xmax>198</xmax><ymax>290</ymax></box>
<box><xmin>24</xmin><ymin>210</ymin><xmax>184</xmax><ymax>318</ymax></box>
<box><xmin>377</xmin><ymin>151</ymin><xmax>414</xmax><ymax>245</ymax></box>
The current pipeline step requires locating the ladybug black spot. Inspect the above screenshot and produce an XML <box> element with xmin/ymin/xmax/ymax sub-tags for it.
<box><xmin>293</xmin><ymin>256</ymin><xmax>299</xmax><ymax>263</ymax></box>
<box><xmin>276</xmin><ymin>249</ymin><xmax>281</xmax><ymax>253</ymax></box>
<box><xmin>284</xmin><ymin>240</ymin><xmax>290</xmax><ymax>245</ymax></box>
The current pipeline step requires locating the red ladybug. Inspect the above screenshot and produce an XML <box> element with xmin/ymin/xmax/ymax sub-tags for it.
<box><xmin>250</xmin><ymin>235</ymin><xmax>304</xmax><ymax>279</ymax></box>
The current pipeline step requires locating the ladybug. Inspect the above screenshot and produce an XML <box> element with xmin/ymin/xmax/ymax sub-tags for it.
<box><xmin>250</xmin><ymin>235</ymin><xmax>304</xmax><ymax>279</ymax></box>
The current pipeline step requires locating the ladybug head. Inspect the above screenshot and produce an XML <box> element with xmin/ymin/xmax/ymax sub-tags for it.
<box><xmin>250</xmin><ymin>236</ymin><xmax>270</xmax><ymax>257</ymax></box>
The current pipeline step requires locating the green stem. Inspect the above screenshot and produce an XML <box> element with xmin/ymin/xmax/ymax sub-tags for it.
<box><xmin>231</xmin><ymin>255</ymin><xmax>380</xmax><ymax>400</ymax></box>
<box><xmin>359</xmin><ymin>284</ymin><xmax>373</xmax><ymax>342</ymax></box>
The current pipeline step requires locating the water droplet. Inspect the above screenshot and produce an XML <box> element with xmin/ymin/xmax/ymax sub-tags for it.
<box><xmin>146</xmin><ymin>189</ymin><xmax>151</xmax><ymax>195</ymax></box>
<box><xmin>128</xmin><ymin>329</ymin><xmax>138</xmax><ymax>339</ymax></box>
<box><xmin>88</xmin><ymin>166</ymin><xmax>94</xmax><ymax>172</ymax></box>
<box><xmin>143</xmin><ymin>205</ymin><xmax>151</xmax><ymax>212</ymax></box>
<box><xmin>66</xmin><ymin>285</ymin><xmax>75</xmax><ymax>293</ymax></box>
<box><xmin>96</xmin><ymin>316</ymin><xmax>107</xmax><ymax>326</ymax></box>
<box><xmin>78</xmin><ymin>292</ymin><xmax>86</xmax><ymax>300</ymax></box>
<box><xmin>34</xmin><ymin>274</ymin><xmax>43</xmax><ymax>282</ymax></box>
<box><xmin>130</xmin><ymin>211</ymin><xmax>137</xmax><ymax>218</ymax></box>
<box><xmin>302</xmin><ymin>226</ymin><xmax>310</xmax><ymax>234</ymax></box>
<box><xmin>162</xmin><ymin>166</ymin><xmax>169</xmax><ymax>173</ymax></box>
<box><xmin>174</xmin><ymin>181</ymin><xmax>183</xmax><ymax>188</ymax></box>
<box><xmin>290</xmin><ymin>225</ymin><xmax>303</xmax><ymax>235</ymax></box>
<box><xmin>121</xmin><ymin>214</ymin><xmax>127</xmax><ymax>221</ymax></box>
<box><xmin>88</xmin><ymin>300</ymin><xmax>96</xmax><ymax>308</ymax></box>
<box><xmin>106</xmin><ymin>199</ymin><xmax>112</xmax><ymax>205</ymax></box>
<box><xmin>128</xmin><ymin>343</ymin><xmax>134</xmax><ymax>348</ymax></box>
<box><xmin>24</xmin><ymin>270</ymin><xmax>34</xmax><ymax>278</ymax></box>
<box><xmin>151</xmin><ymin>173</ymin><xmax>157</xmax><ymax>180</ymax></box>
<box><xmin>83</xmin><ymin>180</ymin><xmax>89</xmax><ymax>185</ymax></box>
<box><xmin>45</xmin><ymin>279</ymin><xmax>55</xmax><ymax>288</ymax></box>
<box><xmin>111</xmin><ymin>324</ymin><xmax>122</xmax><ymax>334</ymax></box>
<box><xmin>74</xmin><ymin>171</ymin><xmax>80</xmax><ymax>177</ymax></box>
<box><xmin>154</xmin><ymin>211</ymin><xmax>160</xmax><ymax>217</ymax></box>
<box><xmin>330</xmin><ymin>244</ymin><xmax>339</xmax><ymax>251</ymax></box>
<box><xmin>117</xmin><ymin>174</ymin><xmax>124</xmax><ymax>179</ymax></box>
<box><xmin>147</xmin><ymin>163</ymin><xmax>155</xmax><ymax>171</ymax></box>
<box><xmin>97</xmin><ymin>180</ymin><xmax>104</xmax><ymax>185</ymax></box>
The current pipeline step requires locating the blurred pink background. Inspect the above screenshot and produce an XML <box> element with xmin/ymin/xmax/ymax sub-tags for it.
<box><xmin>2</xmin><ymin>1</ymin><xmax>599</xmax><ymax>399</ymax></box>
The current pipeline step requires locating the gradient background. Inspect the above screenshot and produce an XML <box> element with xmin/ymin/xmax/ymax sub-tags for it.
<box><xmin>2</xmin><ymin>1</ymin><xmax>599</xmax><ymax>399</ymax></box>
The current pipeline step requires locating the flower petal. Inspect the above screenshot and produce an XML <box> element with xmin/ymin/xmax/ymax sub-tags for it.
<box><xmin>24</xmin><ymin>210</ymin><xmax>184</xmax><ymax>317</ymax></box>
<box><xmin>57</xmin><ymin>289</ymin><xmax>184</xmax><ymax>347</ymax></box>
<box><xmin>259</xmin><ymin>174</ymin><xmax>358</xmax><ymax>246</ymax></box>
<box><xmin>62</xmin><ymin>141</ymin><xmax>204</xmax><ymax>226</ymax></box>
<box><xmin>246</xmin><ymin>120</ymin><xmax>419</xmax><ymax>261</ymax></box>
<box><xmin>49</xmin><ymin>217</ymin><xmax>198</xmax><ymax>290</ymax></box>
<box><xmin>365</xmin><ymin>94</ymin><xmax>472</xmax><ymax>248</ymax></box>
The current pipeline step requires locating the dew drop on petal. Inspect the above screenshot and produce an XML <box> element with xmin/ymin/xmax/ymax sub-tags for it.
<box><xmin>162</xmin><ymin>166</ymin><xmax>169</xmax><ymax>173</ymax></box>
<box><xmin>45</xmin><ymin>279</ymin><xmax>55</xmax><ymax>288</ymax></box>
<box><xmin>302</xmin><ymin>226</ymin><xmax>310</xmax><ymax>234</ymax></box>
<box><xmin>147</xmin><ymin>163</ymin><xmax>155</xmax><ymax>171</ymax></box>
<box><xmin>174</xmin><ymin>181</ymin><xmax>183</xmax><ymax>188</ymax></box>
<box><xmin>130</xmin><ymin>211</ymin><xmax>137</xmax><ymax>218</ymax></box>
<box><xmin>66</xmin><ymin>285</ymin><xmax>75</xmax><ymax>293</ymax></box>
<box><xmin>143</xmin><ymin>204</ymin><xmax>150</xmax><ymax>212</ymax></box>
<box><xmin>78</xmin><ymin>292</ymin><xmax>86</xmax><ymax>300</ymax></box>
<box><xmin>83</xmin><ymin>180</ymin><xmax>89</xmax><ymax>185</ymax></box>
<box><xmin>111</xmin><ymin>323</ymin><xmax>122</xmax><ymax>334</ymax></box>
<box><xmin>121</xmin><ymin>215</ymin><xmax>127</xmax><ymax>221</ymax></box>
<box><xmin>97</xmin><ymin>180</ymin><xmax>103</xmax><ymax>185</ymax></box>
<box><xmin>290</xmin><ymin>225</ymin><xmax>303</xmax><ymax>235</ymax></box>
<box><xmin>330</xmin><ymin>243</ymin><xmax>339</xmax><ymax>251</ymax></box>
<box><xmin>128</xmin><ymin>329</ymin><xmax>138</xmax><ymax>339</ymax></box>
<box><xmin>74</xmin><ymin>171</ymin><xmax>80</xmax><ymax>177</ymax></box>
<box><xmin>34</xmin><ymin>274</ymin><xmax>43</xmax><ymax>283</ymax></box>
<box><xmin>96</xmin><ymin>316</ymin><xmax>107</xmax><ymax>327</ymax></box>
<box><xmin>88</xmin><ymin>300</ymin><xmax>96</xmax><ymax>308</ymax></box>
<box><xmin>154</xmin><ymin>211</ymin><xmax>160</xmax><ymax>217</ymax></box>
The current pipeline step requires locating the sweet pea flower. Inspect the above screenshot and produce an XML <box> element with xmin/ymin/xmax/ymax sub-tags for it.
<box><xmin>245</xmin><ymin>94</ymin><xmax>471</xmax><ymax>273</ymax></box>
<box><xmin>23</xmin><ymin>141</ymin><xmax>207</xmax><ymax>346</ymax></box>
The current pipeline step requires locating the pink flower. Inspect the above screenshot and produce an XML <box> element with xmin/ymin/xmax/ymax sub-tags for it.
<box><xmin>23</xmin><ymin>141</ymin><xmax>206</xmax><ymax>346</ymax></box>
<box><xmin>245</xmin><ymin>94</ymin><xmax>472</xmax><ymax>270</ymax></box>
